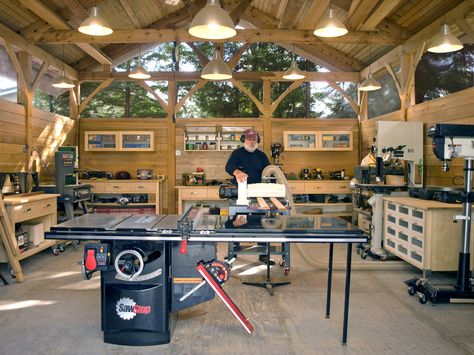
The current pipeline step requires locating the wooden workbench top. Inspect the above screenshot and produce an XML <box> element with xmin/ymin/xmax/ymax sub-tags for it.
<box><xmin>175</xmin><ymin>185</ymin><xmax>220</xmax><ymax>189</ymax></box>
<box><xmin>3</xmin><ymin>193</ymin><xmax>60</xmax><ymax>205</ymax></box>
<box><xmin>382</xmin><ymin>196</ymin><xmax>465</xmax><ymax>209</ymax></box>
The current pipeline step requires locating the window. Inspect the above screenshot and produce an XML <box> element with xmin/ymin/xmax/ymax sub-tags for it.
<box><xmin>368</xmin><ymin>69</ymin><xmax>401</xmax><ymax>119</ymax></box>
<box><xmin>415</xmin><ymin>44</ymin><xmax>474</xmax><ymax>103</ymax></box>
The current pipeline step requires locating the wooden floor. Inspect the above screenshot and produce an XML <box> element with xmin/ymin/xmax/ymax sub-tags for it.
<box><xmin>1</xmin><ymin>243</ymin><xmax>474</xmax><ymax>354</ymax></box>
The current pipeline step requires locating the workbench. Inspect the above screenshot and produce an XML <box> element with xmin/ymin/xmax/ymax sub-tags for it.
<box><xmin>46</xmin><ymin>208</ymin><xmax>367</xmax><ymax>345</ymax></box>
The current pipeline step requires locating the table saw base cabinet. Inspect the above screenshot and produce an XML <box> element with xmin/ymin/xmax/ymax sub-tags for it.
<box><xmin>100</xmin><ymin>241</ymin><xmax>215</xmax><ymax>346</ymax></box>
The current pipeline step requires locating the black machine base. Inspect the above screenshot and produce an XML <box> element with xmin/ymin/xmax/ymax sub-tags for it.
<box><xmin>405</xmin><ymin>278</ymin><xmax>474</xmax><ymax>304</ymax></box>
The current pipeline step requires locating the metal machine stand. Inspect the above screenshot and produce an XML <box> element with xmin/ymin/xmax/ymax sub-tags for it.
<box><xmin>406</xmin><ymin>158</ymin><xmax>474</xmax><ymax>304</ymax></box>
<box><xmin>242</xmin><ymin>242</ymin><xmax>290</xmax><ymax>295</ymax></box>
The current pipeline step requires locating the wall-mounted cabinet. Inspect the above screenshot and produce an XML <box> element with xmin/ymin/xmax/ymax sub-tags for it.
<box><xmin>283</xmin><ymin>130</ymin><xmax>352</xmax><ymax>151</ymax></box>
<box><xmin>184</xmin><ymin>126</ymin><xmax>251</xmax><ymax>152</ymax></box>
<box><xmin>85</xmin><ymin>131</ymin><xmax>154</xmax><ymax>152</ymax></box>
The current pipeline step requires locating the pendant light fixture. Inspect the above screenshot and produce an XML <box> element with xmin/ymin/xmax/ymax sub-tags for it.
<box><xmin>282</xmin><ymin>59</ymin><xmax>305</xmax><ymax>80</ymax></box>
<box><xmin>128</xmin><ymin>45</ymin><xmax>151</xmax><ymax>80</ymax></box>
<box><xmin>359</xmin><ymin>46</ymin><xmax>381</xmax><ymax>91</ymax></box>
<box><xmin>428</xmin><ymin>1</ymin><xmax>463</xmax><ymax>53</ymax></box>
<box><xmin>52</xmin><ymin>45</ymin><xmax>75</xmax><ymax>89</ymax></box>
<box><xmin>314</xmin><ymin>5</ymin><xmax>348</xmax><ymax>38</ymax></box>
<box><xmin>78</xmin><ymin>4</ymin><xmax>113</xmax><ymax>36</ymax></box>
<box><xmin>201</xmin><ymin>50</ymin><xmax>232</xmax><ymax>80</ymax></box>
<box><xmin>188</xmin><ymin>0</ymin><xmax>237</xmax><ymax>40</ymax></box>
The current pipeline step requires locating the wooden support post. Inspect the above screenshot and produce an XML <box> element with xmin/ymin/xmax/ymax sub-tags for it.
<box><xmin>70</xmin><ymin>84</ymin><xmax>80</xmax><ymax>153</ymax></box>
<box><xmin>262</xmin><ymin>80</ymin><xmax>272</xmax><ymax>158</ymax></box>
<box><xmin>167</xmin><ymin>80</ymin><xmax>177</xmax><ymax>213</ymax></box>
<box><xmin>18</xmin><ymin>51</ymin><xmax>33</xmax><ymax>170</ymax></box>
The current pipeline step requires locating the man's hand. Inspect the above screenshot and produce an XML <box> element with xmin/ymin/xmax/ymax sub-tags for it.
<box><xmin>233</xmin><ymin>214</ymin><xmax>248</xmax><ymax>227</ymax></box>
<box><xmin>233</xmin><ymin>169</ymin><xmax>248</xmax><ymax>183</ymax></box>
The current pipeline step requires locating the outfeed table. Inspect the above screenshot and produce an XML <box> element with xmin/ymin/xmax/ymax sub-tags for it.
<box><xmin>46</xmin><ymin>209</ymin><xmax>367</xmax><ymax>345</ymax></box>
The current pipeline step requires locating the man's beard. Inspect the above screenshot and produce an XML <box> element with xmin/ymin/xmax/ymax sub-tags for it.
<box><xmin>244</xmin><ymin>142</ymin><xmax>258</xmax><ymax>152</ymax></box>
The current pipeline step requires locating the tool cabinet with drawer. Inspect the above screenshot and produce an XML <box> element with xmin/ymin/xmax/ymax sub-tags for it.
<box><xmin>383</xmin><ymin>196</ymin><xmax>473</xmax><ymax>272</ymax></box>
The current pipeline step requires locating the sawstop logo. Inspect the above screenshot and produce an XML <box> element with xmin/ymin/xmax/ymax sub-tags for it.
<box><xmin>116</xmin><ymin>297</ymin><xmax>152</xmax><ymax>320</ymax></box>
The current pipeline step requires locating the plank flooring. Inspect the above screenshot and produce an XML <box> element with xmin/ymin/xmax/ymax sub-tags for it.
<box><xmin>1</xmin><ymin>243</ymin><xmax>474</xmax><ymax>354</ymax></box>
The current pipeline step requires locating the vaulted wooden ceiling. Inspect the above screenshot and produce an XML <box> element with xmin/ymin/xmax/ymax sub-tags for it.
<box><xmin>0</xmin><ymin>0</ymin><xmax>473</xmax><ymax>75</ymax></box>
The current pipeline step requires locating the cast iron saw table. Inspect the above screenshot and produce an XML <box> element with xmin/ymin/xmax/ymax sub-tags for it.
<box><xmin>46</xmin><ymin>207</ymin><xmax>367</xmax><ymax>345</ymax></box>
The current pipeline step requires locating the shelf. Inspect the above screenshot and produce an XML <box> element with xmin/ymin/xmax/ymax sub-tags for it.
<box><xmin>18</xmin><ymin>240</ymin><xmax>58</xmax><ymax>261</ymax></box>
<box><xmin>88</xmin><ymin>202</ymin><xmax>156</xmax><ymax>207</ymax></box>
<box><xmin>294</xmin><ymin>202</ymin><xmax>352</xmax><ymax>206</ymax></box>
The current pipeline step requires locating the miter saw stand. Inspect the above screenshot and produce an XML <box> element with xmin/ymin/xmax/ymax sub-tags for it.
<box><xmin>406</xmin><ymin>124</ymin><xmax>474</xmax><ymax>304</ymax></box>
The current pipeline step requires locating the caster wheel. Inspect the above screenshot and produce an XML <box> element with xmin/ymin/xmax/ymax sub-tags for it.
<box><xmin>284</xmin><ymin>268</ymin><xmax>290</xmax><ymax>276</ymax></box>
<box><xmin>407</xmin><ymin>286</ymin><xmax>416</xmax><ymax>296</ymax></box>
<box><xmin>59</xmin><ymin>245</ymin><xmax>65</xmax><ymax>252</ymax></box>
<box><xmin>10</xmin><ymin>269</ymin><xmax>16</xmax><ymax>278</ymax></box>
<box><xmin>361</xmin><ymin>253</ymin><xmax>368</xmax><ymax>260</ymax></box>
<box><xmin>72</xmin><ymin>240</ymin><xmax>80</xmax><ymax>249</ymax></box>
<box><xmin>279</xmin><ymin>260</ymin><xmax>286</xmax><ymax>267</ymax></box>
<box><xmin>53</xmin><ymin>248</ymin><xmax>60</xmax><ymax>256</ymax></box>
<box><xmin>380</xmin><ymin>254</ymin><xmax>388</xmax><ymax>261</ymax></box>
<box><xmin>418</xmin><ymin>292</ymin><xmax>428</xmax><ymax>304</ymax></box>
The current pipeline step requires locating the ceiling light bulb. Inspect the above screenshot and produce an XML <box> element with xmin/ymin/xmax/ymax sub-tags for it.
<box><xmin>282</xmin><ymin>60</ymin><xmax>306</xmax><ymax>80</ymax></box>
<box><xmin>188</xmin><ymin>0</ymin><xmax>237</xmax><ymax>40</ymax></box>
<box><xmin>128</xmin><ymin>61</ymin><xmax>151</xmax><ymax>79</ymax></box>
<box><xmin>314</xmin><ymin>8</ymin><xmax>348</xmax><ymax>38</ymax></box>
<box><xmin>78</xmin><ymin>7</ymin><xmax>113</xmax><ymax>36</ymax></box>
<box><xmin>359</xmin><ymin>72</ymin><xmax>382</xmax><ymax>91</ymax></box>
<box><xmin>52</xmin><ymin>71</ymin><xmax>75</xmax><ymax>88</ymax></box>
<box><xmin>201</xmin><ymin>51</ymin><xmax>232</xmax><ymax>80</ymax></box>
<box><xmin>427</xmin><ymin>24</ymin><xmax>463</xmax><ymax>53</ymax></box>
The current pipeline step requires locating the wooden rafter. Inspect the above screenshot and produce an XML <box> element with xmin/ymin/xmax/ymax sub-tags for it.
<box><xmin>79</xmin><ymin>79</ymin><xmax>114</xmax><ymax>114</ymax></box>
<box><xmin>35</xmin><ymin>28</ymin><xmax>404</xmax><ymax>45</ymax></box>
<box><xmin>360</xmin><ymin>0</ymin><xmax>405</xmax><ymax>31</ymax></box>
<box><xmin>175</xmin><ymin>79</ymin><xmax>207</xmax><ymax>113</ymax></box>
<box><xmin>31</xmin><ymin>61</ymin><xmax>49</xmax><ymax>93</ymax></box>
<box><xmin>298</xmin><ymin>0</ymin><xmax>330</xmax><ymax>30</ymax></box>
<box><xmin>279</xmin><ymin>0</ymin><xmax>306</xmax><ymax>29</ymax></box>
<box><xmin>182</xmin><ymin>0</ymin><xmax>201</xmax><ymax>16</ymax></box>
<box><xmin>119</xmin><ymin>0</ymin><xmax>142</xmax><ymax>28</ymax></box>
<box><xmin>230</xmin><ymin>79</ymin><xmax>264</xmax><ymax>114</ymax></box>
<box><xmin>138</xmin><ymin>81</ymin><xmax>169</xmax><ymax>112</ymax></box>
<box><xmin>346</xmin><ymin>0</ymin><xmax>380</xmax><ymax>30</ymax></box>
<box><xmin>384</xmin><ymin>63</ymin><xmax>402</xmax><ymax>97</ymax></box>
<box><xmin>18</xmin><ymin>0</ymin><xmax>111</xmax><ymax>65</ymax></box>
<box><xmin>227</xmin><ymin>43</ymin><xmax>251</xmax><ymax>69</ymax></box>
<box><xmin>326</xmin><ymin>80</ymin><xmax>360</xmax><ymax>114</ymax></box>
<box><xmin>186</xmin><ymin>43</ymin><xmax>209</xmax><ymax>66</ymax></box>
<box><xmin>80</xmin><ymin>70</ymin><xmax>360</xmax><ymax>82</ymax></box>
<box><xmin>229</xmin><ymin>0</ymin><xmax>253</xmax><ymax>25</ymax></box>
<box><xmin>271</xmin><ymin>80</ymin><xmax>305</xmax><ymax>113</ymax></box>
<box><xmin>4</xmin><ymin>41</ymin><xmax>28</xmax><ymax>92</ymax></box>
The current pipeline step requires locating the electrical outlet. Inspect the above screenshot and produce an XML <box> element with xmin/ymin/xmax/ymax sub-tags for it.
<box><xmin>175</xmin><ymin>149</ymin><xmax>182</xmax><ymax>156</ymax></box>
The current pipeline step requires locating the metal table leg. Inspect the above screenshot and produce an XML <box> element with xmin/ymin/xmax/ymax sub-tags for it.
<box><xmin>342</xmin><ymin>243</ymin><xmax>353</xmax><ymax>345</ymax></box>
<box><xmin>325</xmin><ymin>243</ymin><xmax>334</xmax><ymax>319</ymax></box>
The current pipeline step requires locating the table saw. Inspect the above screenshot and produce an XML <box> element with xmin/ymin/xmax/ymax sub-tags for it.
<box><xmin>46</xmin><ymin>206</ymin><xmax>367</xmax><ymax>346</ymax></box>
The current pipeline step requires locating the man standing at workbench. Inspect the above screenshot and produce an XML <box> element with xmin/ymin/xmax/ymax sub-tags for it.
<box><xmin>225</xmin><ymin>128</ymin><xmax>271</xmax><ymax>264</ymax></box>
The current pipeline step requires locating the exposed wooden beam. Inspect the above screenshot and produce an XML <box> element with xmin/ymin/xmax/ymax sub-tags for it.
<box><xmin>186</xmin><ymin>42</ymin><xmax>209</xmax><ymax>66</ymax></box>
<box><xmin>79</xmin><ymin>78</ymin><xmax>114</xmax><ymax>114</ymax></box>
<box><xmin>298</xmin><ymin>0</ymin><xmax>330</xmax><ymax>31</ymax></box>
<box><xmin>0</xmin><ymin>22</ymin><xmax>78</xmax><ymax>79</ymax></box>
<box><xmin>31</xmin><ymin>61</ymin><xmax>49</xmax><ymax>93</ymax></box>
<box><xmin>230</xmin><ymin>79</ymin><xmax>264</xmax><ymax>113</ymax></box>
<box><xmin>18</xmin><ymin>0</ymin><xmax>112</xmax><ymax>65</ymax></box>
<box><xmin>271</xmin><ymin>80</ymin><xmax>305</xmax><ymax>113</ymax></box>
<box><xmin>138</xmin><ymin>81</ymin><xmax>169</xmax><ymax>112</ymax></box>
<box><xmin>360</xmin><ymin>0</ymin><xmax>405</xmax><ymax>31</ymax></box>
<box><xmin>326</xmin><ymin>80</ymin><xmax>359</xmax><ymax>114</ymax></box>
<box><xmin>375</xmin><ymin>19</ymin><xmax>413</xmax><ymax>38</ymax></box>
<box><xmin>4</xmin><ymin>42</ymin><xmax>28</xmax><ymax>92</ymax></box>
<box><xmin>181</xmin><ymin>0</ymin><xmax>201</xmax><ymax>16</ymax></box>
<box><xmin>346</xmin><ymin>0</ymin><xmax>379</xmax><ymax>31</ymax></box>
<box><xmin>279</xmin><ymin>0</ymin><xmax>306</xmax><ymax>29</ymax></box>
<box><xmin>384</xmin><ymin>63</ymin><xmax>402</xmax><ymax>98</ymax></box>
<box><xmin>119</xmin><ymin>0</ymin><xmax>142</xmax><ymax>28</ymax></box>
<box><xmin>35</xmin><ymin>28</ymin><xmax>404</xmax><ymax>45</ymax></box>
<box><xmin>79</xmin><ymin>71</ymin><xmax>360</xmax><ymax>82</ymax></box>
<box><xmin>227</xmin><ymin>43</ymin><xmax>251</xmax><ymax>69</ymax></box>
<box><xmin>229</xmin><ymin>0</ymin><xmax>253</xmax><ymax>25</ymax></box>
<box><xmin>175</xmin><ymin>79</ymin><xmax>207</xmax><ymax>112</ymax></box>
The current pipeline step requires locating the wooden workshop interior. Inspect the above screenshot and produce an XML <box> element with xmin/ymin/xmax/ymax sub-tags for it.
<box><xmin>0</xmin><ymin>0</ymin><xmax>474</xmax><ymax>351</ymax></box>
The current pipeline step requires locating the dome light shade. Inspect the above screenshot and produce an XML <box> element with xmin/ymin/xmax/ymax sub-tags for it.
<box><xmin>201</xmin><ymin>51</ymin><xmax>232</xmax><ymax>80</ymax></box>
<box><xmin>282</xmin><ymin>60</ymin><xmax>305</xmax><ymax>80</ymax></box>
<box><xmin>359</xmin><ymin>72</ymin><xmax>382</xmax><ymax>91</ymax></box>
<box><xmin>52</xmin><ymin>71</ymin><xmax>75</xmax><ymax>88</ymax></box>
<box><xmin>314</xmin><ymin>8</ymin><xmax>348</xmax><ymax>38</ymax></box>
<box><xmin>427</xmin><ymin>24</ymin><xmax>463</xmax><ymax>53</ymax></box>
<box><xmin>128</xmin><ymin>61</ymin><xmax>151</xmax><ymax>79</ymax></box>
<box><xmin>188</xmin><ymin>0</ymin><xmax>237</xmax><ymax>40</ymax></box>
<box><xmin>78</xmin><ymin>7</ymin><xmax>113</xmax><ymax>36</ymax></box>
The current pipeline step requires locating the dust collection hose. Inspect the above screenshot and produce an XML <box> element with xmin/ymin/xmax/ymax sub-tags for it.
<box><xmin>262</xmin><ymin>165</ymin><xmax>408</xmax><ymax>271</ymax></box>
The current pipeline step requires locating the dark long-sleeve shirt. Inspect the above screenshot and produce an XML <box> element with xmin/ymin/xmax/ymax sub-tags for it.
<box><xmin>225</xmin><ymin>147</ymin><xmax>270</xmax><ymax>184</ymax></box>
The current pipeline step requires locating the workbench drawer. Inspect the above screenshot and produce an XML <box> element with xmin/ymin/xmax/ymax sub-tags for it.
<box><xmin>87</xmin><ymin>182</ymin><xmax>106</xmax><ymax>193</ymax></box>
<box><xmin>288</xmin><ymin>182</ymin><xmax>305</xmax><ymax>193</ymax></box>
<box><xmin>104</xmin><ymin>183</ymin><xmax>133</xmax><ymax>193</ymax></box>
<box><xmin>10</xmin><ymin>199</ymin><xmax>56</xmax><ymax>222</ymax></box>
<box><xmin>180</xmin><ymin>189</ymin><xmax>208</xmax><ymax>199</ymax></box>
<box><xmin>131</xmin><ymin>183</ymin><xmax>156</xmax><ymax>193</ymax></box>
<box><xmin>207</xmin><ymin>188</ymin><xmax>220</xmax><ymax>199</ymax></box>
